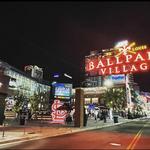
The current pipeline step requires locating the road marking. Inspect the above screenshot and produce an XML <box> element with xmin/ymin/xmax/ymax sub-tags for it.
<box><xmin>126</xmin><ymin>121</ymin><xmax>149</xmax><ymax>150</ymax></box>
<box><xmin>130</xmin><ymin>131</ymin><xmax>142</xmax><ymax>150</ymax></box>
<box><xmin>126</xmin><ymin>129</ymin><xmax>142</xmax><ymax>150</ymax></box>
<box><xmin>110</xmin><ymin>143</ymin><xmax>121</xmax><ymax>146</ymax></box>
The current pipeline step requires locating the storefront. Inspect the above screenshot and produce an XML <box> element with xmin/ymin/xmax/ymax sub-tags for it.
<box><xmin>84</xmin><ymin>40</ymin><xmax>150</xmax><ymax>112</ymax></box>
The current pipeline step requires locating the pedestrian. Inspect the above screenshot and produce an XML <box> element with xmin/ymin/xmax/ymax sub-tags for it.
<box><xmin>70</xmin><ymin>108</ymin><xmax>75</xmax><ymax>121</ymax></box>
<box><xmin>109</xmin><ymin>108</ymin><xmax>113</xmax><ymax>121</ymax></box>
<box><xmin>84</xmin><ymin>108</ymin><xmax>88</xmax><ymax>126</ymax></box>
<box><xmin>65</xmin><ymin>111</ymin><xmax>72</xmax><ymax>124</ymax></box>
<box><xmin>94</xmin><ymin>108</ymin><xmax>99</xmax><ymax>122</ymax></box>
<box><xmin>102</xmin><ymin>110</ymin><xmax>107</xmax><ymax>123</ymax></box>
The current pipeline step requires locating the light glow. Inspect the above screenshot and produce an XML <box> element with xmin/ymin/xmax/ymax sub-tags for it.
<box><xmin>115</xmin><ymin>40</ymin><xmax>129</xmax><ymax>48</ymax></box>
<box><xmin>104</xmin><ymin>79</ymin><xmax>113</xmax><ymax>88</ymax></box>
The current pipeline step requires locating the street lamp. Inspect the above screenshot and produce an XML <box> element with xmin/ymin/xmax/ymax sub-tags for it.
<box><xmin>0</xmin><ymin>82</ymin><xmax>3</xmax><ymax>88</ymax></box>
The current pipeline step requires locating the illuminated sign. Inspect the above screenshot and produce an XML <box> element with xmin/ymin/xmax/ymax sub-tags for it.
<box><xmin>51</xmin><ymin>99</ymin><xmax>67</xmax><ymax>124</ymax></box>
<box><xmin>0</xmin><ymin>82</ymin><xmax>3</xmax><ymax>88</ymax></box>
<box><xmin>84</xmin><ymin>87</ymin><xmax>107</xmax><ymax>94</ymax></box>
<box><xmin>85</xmin><ymin>42</ymin><xmax>149</xmax><ymax>76</ymax></box>
<box><xmin>104</xmin><ymin>74</ymin><xmax>125</xmax><ymax>85</ymax></box>
<box><xmin>53</xmin><ymin>83</ymin><xmax>72</xmax><ymax>99</ymax></box>
<box><xmin>115</xmin><ymin>40</ymin><xmax>129</xmax><ymax>48</ymax></box>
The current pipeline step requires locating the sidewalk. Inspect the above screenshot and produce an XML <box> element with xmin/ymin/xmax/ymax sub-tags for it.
<box><xmin>0</xmin><ymin>117</ymin><xmax>143</xmax><ymax>145</ymax></box>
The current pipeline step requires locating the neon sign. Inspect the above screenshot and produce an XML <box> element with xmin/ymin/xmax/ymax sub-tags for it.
<box><xmin>85</xmin><ymin>42</ymin><xmax>149</xmax><ymax>76</ymax></box>
<box><xmin>51</xmin><ymin>99</ymin><xmax>67</xmax><ymax>124</ymax></box>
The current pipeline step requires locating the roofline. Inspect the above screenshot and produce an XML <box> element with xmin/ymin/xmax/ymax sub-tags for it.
<box><xmin>0</xmin><ymin>59</ymin><xmax>50</xmax><ymax>86</ymax></box>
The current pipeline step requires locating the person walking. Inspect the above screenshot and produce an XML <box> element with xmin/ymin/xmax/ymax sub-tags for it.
<box><xmin>84</xmin><ymin>107</ymin><xmax>89</xmax><ymax>126</ymax></box>
<box><xmin>94</xmin><ymin>108</ymin><xmax>99</xmax><ymax>122</ymax></box>
<box><xmin>102</xmin><ymin>110</ymin><xmax>107</xmax><ymax>123</ymax></box>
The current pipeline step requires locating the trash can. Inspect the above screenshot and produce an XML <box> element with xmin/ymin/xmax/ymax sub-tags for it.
<box><xmin>113</xmin><ymin>116</ymin><xmax>118</xmax><ymax>123</ymax></box>
<box><xmin>84</xmin><ymin>114</ymin><xmax>88</xmax><ymax>126</ymax></box>
<box><xmin>20</xmin><ymin>117</ymin><xmax>25</xmax><ymax>125</ymax></box>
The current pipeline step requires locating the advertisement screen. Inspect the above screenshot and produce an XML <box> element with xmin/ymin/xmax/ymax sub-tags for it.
<box><xmin>103</xmin><ymin>74</ymin><xmax>125</xmax><ymax>85</ymax></box>
<box><xmin>53</xmin><ymin>83</ymin><xmax>72</xmax><ymax>99</ymax></box>
<box><xmin>111</xmin><ymin>74</ymin><xmax>125</xmax><ymax>84</ymax></box>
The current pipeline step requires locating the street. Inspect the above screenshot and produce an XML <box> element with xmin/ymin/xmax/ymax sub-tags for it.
<box><xmin>0</xmin><ymin>118</ymin><xmax>150</xmax><ymax>149</ymax></box>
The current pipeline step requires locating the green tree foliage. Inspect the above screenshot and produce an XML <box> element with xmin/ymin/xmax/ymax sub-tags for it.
<box><xmin>29</xmin><ymin>93</ymin><xmax>40</xmax><ymax>115</ymax></box>
<box><xmin>130</xmin><ymin>88</ymin><xmax>139</xmax><ymax>103</ymax></box>
<box><xmin>101</xmin><ymin>87</ymin><xmax>126</xmax><ymax>111</ymax></box>
<box><xmin>13</xmin><ymin>91</ymin><xmax>25</xmax><ymax>113</ymax></box>
<box><xmin>29</xmin><ymin>91</ymin><xmax>50</xmax><ymax>116</ymax></box>
<box><xmin>0</xmin><ymin>95</ymin><xmax>7</xmax><ymax>125</ymax></box>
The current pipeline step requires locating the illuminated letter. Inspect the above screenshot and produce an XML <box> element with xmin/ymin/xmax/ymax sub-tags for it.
<box><xmin>125</xmin><ymin>55</ymin><xmax>132</xmax><ymax>63</ymax></box>
<box><xmin>115</xmin><ymin>66</ymin><xmax>120</xmax><ymax>74</ymax></box>
<box><xmin>106</xmin><ymin>58</ymin><xmax>114</xmax><ymax>66</ymax></box>
<box><xmin>100</xmin><ymin>68</ymin><xmax>107</xmax><ymax>75</ymax></box>
<box><xmin>89</xmin><ymin>61</ymin><xmax>95</xmax><ymax>70</ymax></box>
<box><xmin>96</xmin><ymin>60</ymin><xmax>105</xmax><ymax>68</ymax></box>
<box><xmin>130</xmin><ymin>65</ymin><xmax>138</xmax><ymax>72</ymax></box>
<box><xmin>109</xmin><ymin>67</ymin><xmax>113</xmax><ymax>74</ymax></box>
<box><xmin>140</xmin><ymin>63</ymin><xmax>148</xmax><ymax>71</ymax></box>
<box><xmin>147</xmin><ymin>51</ymin><xmax>150</xmax><ymax>60</ymax></box>
<box><xmin>123</xmin><ymin>65</ymin><xmax>128</xmax><ymax>73</ymax></box>
<box><xmin>134</xmin><ymin>53</ymin><xmax>145</xmax><ymax>62</ymax></box>
<box><xmin>115</xmin><ymin>57</ymin><xmax>123</xmax><ymax>64</ymax></box>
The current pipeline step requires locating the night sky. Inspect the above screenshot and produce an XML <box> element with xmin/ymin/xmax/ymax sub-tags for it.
<box><xmin>1</xmin><ymin>1</ymin><xmax>150</xmax><ymax>91</ymax></box>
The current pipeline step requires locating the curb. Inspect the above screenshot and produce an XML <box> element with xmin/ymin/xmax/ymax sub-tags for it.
<box><xmin>0</xmin><ymin>134</ymin><xmax>40</xmax><ymax>145</ymax></box>
<box><xmin>0</xmin><ymin>118</ymin><xmax>142</xmax><ymax>145</ymax></box>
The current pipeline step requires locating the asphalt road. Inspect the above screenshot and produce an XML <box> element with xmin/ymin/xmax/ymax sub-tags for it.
<box><xmin>1</xmin><ymin>118</ymin><xmax>150</xmax><ymax>149</ymax></box>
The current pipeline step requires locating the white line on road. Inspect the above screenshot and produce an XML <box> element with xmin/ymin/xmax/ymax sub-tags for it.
<box><xmin>110</xmin><ymin>143</ymin><xmax>121</xmax><ymax>146</ymax></box>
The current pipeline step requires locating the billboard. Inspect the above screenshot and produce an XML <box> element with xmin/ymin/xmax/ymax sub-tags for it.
<box><xmin>32</xmin><ymin>66</ymin><xmax>43</xmax><ymax>80</ymax></box>
<box><xmin>103</xmin><ymin>74</ymin><xmax>125</xmax><ymax>85</ymax></box>
<box><xmin>53</xmin><ymin>83</ymin><xmax>72</xmax><ymax>99</ymax></box>
<box><xmin>24</xmin><ymin>65</ymin><xmax>43</xmax><ymax>79</ymax></box>
<box><xmin>85</xmin><ymin>42</ymin><xmax>149</xmax><ymax>76</ymax></box>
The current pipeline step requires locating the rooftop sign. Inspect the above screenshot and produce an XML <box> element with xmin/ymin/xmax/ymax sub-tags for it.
<box><xmin>85</xmin><ymin>41</ymin><xmax>149</xmax><ymax>76</ymax></box>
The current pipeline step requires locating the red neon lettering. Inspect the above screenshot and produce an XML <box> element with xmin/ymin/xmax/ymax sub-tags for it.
<box><xmin>140</xmin><ymin>63</ymin><xmax>148</xmax><ymax>71</ymax></box>
<box><xmin>85</xmin><ymin>49</ymin><xmax>150</xmax><ymax>76</ymax></box>
<box><xmin>134</xmin><ymin>53</ymin><xmax>145</xmax><ymax>62</ymax></box>
<box><xmin>89</xmin><ymin>61</ymin><xmax>95</xmax><ymax>70</ymax></box>
<box><xmin>96</xmin><ymin>60</ymin><xmax>105</xmax><ymax>68</ymax></box>
<box><xmin>116</xmin><ymin>56</ymin><xmax>123</xmax><ymax>64</ymax></box>
<box><xmin>106</xmin><ymin>58</ymin><xmax>114</xmax><ymax>66</ymax></box>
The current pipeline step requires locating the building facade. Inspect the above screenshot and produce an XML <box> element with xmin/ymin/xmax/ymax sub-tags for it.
<box><xmin>82</xmin><ymin>41</ymin><xmax>149</xmax><ymax>114</ymax></box>
<box><xmin>0</xmin><ymin>59</ymin><xmax>50</xmax><ymax>113</ymax></box>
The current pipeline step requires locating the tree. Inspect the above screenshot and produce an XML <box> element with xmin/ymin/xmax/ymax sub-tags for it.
<box><xmin>130</xmin><ymin>88</ymin><xmax>139</xmax><ymax>103</ymax></box>
<box><xmin>28</xmin><ymin>91</ymin><xmax>50</xmax><ymax>118</ymax></box>
<box><xmin>0</xmin><ymin>94</ymin><xmax>7</xmax><ymax>125</ymax></box>
<box><xmin>101</xmin><ymin>87</ymin><xmax>126</xmax><ymax>111</ymax></box>
<box><xmin>29</xmin><ymin>92</ymin><xmax>40</xmax><ymax>118</ymax></box>
<box><xmin>13</xmin><ymin>91</ymin><xmax>26</xmax><ymax>113</ymax></box>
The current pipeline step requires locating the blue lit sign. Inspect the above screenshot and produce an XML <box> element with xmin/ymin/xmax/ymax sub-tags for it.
<box><xmin>53</xmin><ymin>83</ymin><xmax>72</xmax><ymax>99</ymax></box>
<box><xmin>111</xmin><ymin>75</ymin><xmax>125</xmax><ymax>84</ymax></box>
<box><xmin>53</xmin><ymin>73</ymin><xmax>60</xmax><ymax>78</ymax></box>
<box><xmin>104</xmin><ymin>74</ymin><xmax>125</xmax><ymax>85</ymax></box>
